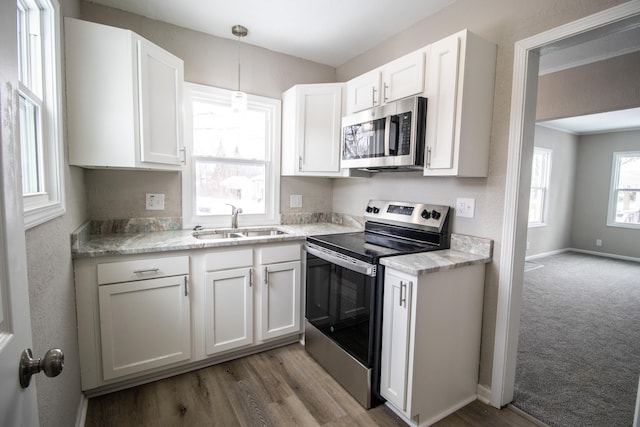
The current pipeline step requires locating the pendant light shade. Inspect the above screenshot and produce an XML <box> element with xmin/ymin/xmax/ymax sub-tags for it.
<box><xmin>231</xmin><ymin>25</ymin><xmax>248</xmax><ymax>114</ymax></box>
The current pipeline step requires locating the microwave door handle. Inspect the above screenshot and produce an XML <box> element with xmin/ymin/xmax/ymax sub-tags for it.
<box><xmin>384</xmin><ymin>116</ymin><xmax>391</xmax><ymax>155</ymax></box>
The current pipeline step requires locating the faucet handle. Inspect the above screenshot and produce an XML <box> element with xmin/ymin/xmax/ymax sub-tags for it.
<box><xmin>226</xmin><ymin>203</ymin><xmax>237</xmax><ymax>213</ymax></box>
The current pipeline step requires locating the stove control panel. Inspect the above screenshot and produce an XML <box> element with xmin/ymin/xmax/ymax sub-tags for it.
<box><xmin>364</xmin><ymin>200</ymin><xmax>449</xmax><ymax>232</ymax></box>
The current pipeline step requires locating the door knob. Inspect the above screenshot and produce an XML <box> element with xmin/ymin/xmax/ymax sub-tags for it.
<box><xmin>19</xmin><ymin>348</ymin><xmax>64</xmax><ymax>388</ymax></box>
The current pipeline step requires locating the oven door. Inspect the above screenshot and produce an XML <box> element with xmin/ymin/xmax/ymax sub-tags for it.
<box><xmin>304</xmin><ymin>243</ymin><xmax>376</xmax><ymax>367</ymax></box>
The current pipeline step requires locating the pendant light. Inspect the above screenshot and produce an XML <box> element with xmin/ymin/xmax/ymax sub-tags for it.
<box><xmin>231</xmin><ymin>24</ymin><xmax>248</xmax><ymax>114</ymax></box>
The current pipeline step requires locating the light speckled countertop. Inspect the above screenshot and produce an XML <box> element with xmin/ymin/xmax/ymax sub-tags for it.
<box><xmin>381</xmin><ymin>234</ymin><xmax>493</xmax><ymax>275</ymax></box>
<box><xmin>71</xmin><ymin>222</ymin><xmax>493</xmax><ymax>275</ymax></box>
<box><xmin>71</xmin><ymin>223</ymin><xmax>362</xmax><ymax>258</ymax></box>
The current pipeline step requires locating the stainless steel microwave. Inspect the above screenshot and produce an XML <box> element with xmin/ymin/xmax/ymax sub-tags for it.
<box><xmin>341</xmin><ymin>96</ymin><xmax>427</xmax><ymax>171</ymax></box>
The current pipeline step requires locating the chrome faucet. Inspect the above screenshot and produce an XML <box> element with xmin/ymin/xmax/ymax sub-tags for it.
<box><xmin>226</xmin><ymin>203</ymin><xmax>243</xmax><ymax>229</ymax></box>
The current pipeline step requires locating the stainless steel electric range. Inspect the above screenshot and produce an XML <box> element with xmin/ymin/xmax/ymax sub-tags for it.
<box><xmin>304</xmin><ymin>200</ymin><xmax>451</xmax><ymax>408</ymax></box>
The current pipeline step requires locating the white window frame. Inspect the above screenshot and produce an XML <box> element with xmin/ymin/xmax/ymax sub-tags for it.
<box><xmin>17</xmin><ymin>0</ymin><xmax>65</xmax><ymax>229</ymax></box>
<box><xmin>528</xmin><ymin>147</ymin><xmax>552</xmax><ymax>227</ymax></box>
<box><xmin>182</xmin><ymin>83</ymin><xmax>281</xmax><ymax>229</ymax></box>
<box><xmin>607</xmin><ymin>151</ymin><xmax>640</xmax><ymax>229</ymax></box>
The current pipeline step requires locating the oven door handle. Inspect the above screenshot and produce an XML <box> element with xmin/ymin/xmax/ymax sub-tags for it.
<box><xmin>305</xmin><ymin>243</ymin><xmax>377</xmax><ymax>277</ymax></box>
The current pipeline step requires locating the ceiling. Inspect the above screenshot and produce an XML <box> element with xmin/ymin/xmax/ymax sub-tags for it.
<box><xmin>86</xmin><ymin>0</ymin><xmax>455</xmax><ymax>67</ymax></box>
<box><xmin>537</xmin><ymin>107</ymin><xmax>640</xmax><ymax>135</ymax></box>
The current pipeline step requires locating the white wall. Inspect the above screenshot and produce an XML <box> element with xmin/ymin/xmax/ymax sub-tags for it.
<box><xmin>571</xmin><ymin>130</ymin><xmax>640</xmax><ymax>258</ymax></box>
<box><xmin>526</xmin><ymin>126</ymin><xmax>579</xmax><ymax>257</ymax></box>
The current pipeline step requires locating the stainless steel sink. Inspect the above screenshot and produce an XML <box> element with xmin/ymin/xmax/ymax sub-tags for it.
<box><xmin>192</xmin><ymin>227</ymin><xmax>288</xmax><ymax>240</ymax></box>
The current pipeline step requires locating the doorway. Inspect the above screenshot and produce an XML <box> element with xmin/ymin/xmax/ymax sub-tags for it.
<box><xmin>490</xmin><ymin>0</ymin><xmax>640</xmax><ymax>410</ymax></box>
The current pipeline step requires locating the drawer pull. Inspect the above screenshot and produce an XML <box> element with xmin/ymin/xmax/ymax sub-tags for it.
<box><xmin>184</xmin><ymin>276</ymin><xmax>188</xmax><ymax>296</ymax></box>
<box><xmin>133</xmin><ymin>268</ymin><xmax>160</xmax><ymax>274</ymax></box>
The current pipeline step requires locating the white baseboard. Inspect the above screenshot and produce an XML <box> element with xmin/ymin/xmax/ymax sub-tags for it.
<box><xmin>525</xmin><ymin>248</ymin><xmax>569</xmax><ymax>261</ymax></box>
<box><xmin>569</xmin><ymin>248</ymin><xmax>640</xmax><ymax>263</ymax></box>
<box><xmin>476</xmin><ymin>383</ymin><xmax>491</xmax><ymax>405</ymax></box>
<box><xmin>76</xmin><ymin>394</ymin><xmax>88</xmax><ymax>427</ymax></box>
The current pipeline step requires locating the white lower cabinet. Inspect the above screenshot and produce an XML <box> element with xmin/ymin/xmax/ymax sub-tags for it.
<box><xmin>260</xmin><ymin>260</ymin><xmax>301</xmax><ymax>341</ymax></box>
<box><xmin>74</xmin><ymin>242</ymin><xmax>303</xmax><ymax>393</ymax></box>
<box><xmin>99</xmin><ymin>275</ymin><xmax>191</xmax><ymax>381</ymax></box>
<box><xmin>380</xmin><ymin>264</ymin><xmax>486</xmax><ymax>426</ymax></box>
<box><xmin>74</xmin><ymin>254</ymin><xmax>191</xmax><ymax>390</ymax></box>
<box><xmin>204</xmin><ymin>268</ymin><xmax>253</xmax><ymax>355</ymax></box>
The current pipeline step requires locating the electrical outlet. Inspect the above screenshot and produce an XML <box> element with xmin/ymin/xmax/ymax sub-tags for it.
<box><xmin>456</xmin><ymin>198</ymin><xmax>475</xmax><ymax>218</ymax></box>
<box><xmin>290</xmin><ymin>194</ymin><xmax>302</xmax><ymax>208</ymax></box>
<box><xmin>145</xmin><ymin>193</ymin><xmax>165</xmax><ymax>210</ymax></box>
<box><xmin>596</xmin><ymin>239</ymin><xmax>602</xmax><ymax>247</ymax></box>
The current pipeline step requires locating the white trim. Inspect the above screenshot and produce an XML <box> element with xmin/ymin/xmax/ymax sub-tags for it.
<box><xmin>20</xmin><ymin>0</ymin><xmax>66</xmax><ymax>229</ymax></box>
<box><xmin>634</xmin><ymin>374</ymin><xmax>639</xmax><ymax>427</ymax></box>
<box><xmin>569</xmin><ymin>248</ymin><xmax>640</xmax><ymax>263</ymax></box>
<box><xmin>525</xmin><ymin>248</ymin><xmax>569</xmax><ymax>261</ymax></box>
<box><xmin>75</xmin><ymin>394</ymin><xmax>88</xmax><ymax>427</ymax></box>
<box><xmin>476</xmin><ymin>383</ymin><xmax>491</xmax><ymax>404</ymax></box>
<box><xmin>607</xmin><ymin>151</ymin><xmax>640</xmax><ymax>229</ymax></box>
<box><xmin>492</xmin><ymin>1</ymin><xmax>640</xmax><ymax>409</ymax></box>
<box><xmin>181</xmin><ymin>82</ymin><xmax>281</xmax><ymax>229</ymax></box>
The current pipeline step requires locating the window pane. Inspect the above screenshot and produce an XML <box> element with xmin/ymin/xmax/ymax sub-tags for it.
<box><xmin>195</xmin><ymin>160</ymin><xmax>266</xmax><ymax>216</ymax></box>
<box><xmin>192</xmin><ymin>100</ymin><xmax>267</xmax><ymax>160</ymax></box>
<box><xmin>618</xmin><ymin>156</ymin><xmax>640</xmax><ymax>188</ymax></box>
<box><xmin>529</xmin><ymin>188</ymin><xmax>544</xmax><ymax>223</ymax></box>
<box><xmin>19</xmin><ymin>94</ymin><xmax>41</xmax><ymax>195</ymax></box>
<box><xmin>614</xmin><ymin>190</ymin><xmax>640</xmax><ymax>224</ymax></box>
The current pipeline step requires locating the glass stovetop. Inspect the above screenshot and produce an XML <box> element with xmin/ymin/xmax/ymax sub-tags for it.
<box><xmin>307</xmin><ymin>231</ymin><xmax>439</xmax><ymax>263</ymax></box>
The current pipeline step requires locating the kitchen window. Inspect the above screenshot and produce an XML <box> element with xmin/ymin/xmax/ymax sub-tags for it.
<box><xmin>17</xmin><ymin>0</ymin><xmax>65</xmax><ymax>229</ymax></box>
<box><xmin>182</xmin><ymin>83</ymin><xmax>281</xmax><ymax>228</ymax></box>
<box><xmin>607</xmin><ymin>151</ymin><xmax>640</xmax><ymax>229</ymax></box>
<box><xmin>528</xmin><ymin>147</ymin><xmax>551</xmax><ymax>226</ymax></box>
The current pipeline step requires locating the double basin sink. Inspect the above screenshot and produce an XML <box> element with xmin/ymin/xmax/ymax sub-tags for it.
<box><xmin>192</xmin><ymin>227</ymin><xmax>289</xmax><ymax>240</ymax></box>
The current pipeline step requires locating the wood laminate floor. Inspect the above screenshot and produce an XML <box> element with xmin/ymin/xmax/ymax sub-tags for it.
<box><xmin>86</xmin><ymin>344</ymin><xmax>542</xmax><ymax>427</ymax></box>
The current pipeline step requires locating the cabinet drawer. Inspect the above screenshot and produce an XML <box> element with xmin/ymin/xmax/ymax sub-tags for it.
<box><xmin>257</xmin><ymin>244</ymin><xmax>301</xmax><ymax>265</ymax></box>
<box><xmin>205</xmin><ymin>248</ymin><xmax>253</xmax><ymax>271</ymax></box>
<box><xmin>97</xmin><ymin>255</ymin><xmax>189</xmax><ymax>285</ymax></box>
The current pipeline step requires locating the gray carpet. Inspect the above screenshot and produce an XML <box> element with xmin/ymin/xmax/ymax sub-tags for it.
<box><xmin>513</xmin><ymin>252</ymin><xmax>640</xmax><ymax>426</ymax></box>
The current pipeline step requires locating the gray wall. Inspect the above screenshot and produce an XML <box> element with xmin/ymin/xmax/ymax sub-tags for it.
<box><xmin>526</xmin><ymin>126</ymin><xmax>579</xmax><ymax>257</ymax></box>
<box><xmin>571</xmin><ymin>130</ymin><xmax>640</xmax><ymax>258</ymax></box>
<box><xmin>333</xmin><ymin>0</ymin><xmax>626</xmax><ymax>387</ymax></box>
<box><xmin>22</xmin><ymin>0</ymin><xmax>86</xmax><ymax>426</ymax></box>
<box><xmin>537</xmin><ymin>51</ymin><xmax>640</xmax><ymax>121</ymax></box>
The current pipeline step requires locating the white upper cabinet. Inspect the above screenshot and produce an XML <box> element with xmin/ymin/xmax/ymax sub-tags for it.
<box><xmin>281</xmin><ymin>83</ymin><xmax>346</xmax><ymax>177</ymax></box>
<box><xmin>381</xmin><ymin>50</ymin><xmax>426</xmax><ymax>104</ymax></box>
<box><xmin>65</xmin><ymin>18</ymin><xmax>184</xmax><ymax>170</ymax></box>
<box><xmin>345</xmin><ymin>70</ymin><xmax>381</xmax><ymax>114</ymax></box>
<box><xmin>423</xmin><ymin>29</ymin><xmax>497</xmax><ymax>177</ymax></box>
<box><xmin>345</xmin><ymin>50</ymin><xmax>425</xmax><ymax>114</ymax></box>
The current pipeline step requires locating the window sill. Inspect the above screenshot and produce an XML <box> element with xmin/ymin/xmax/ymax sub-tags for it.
<box><xmin>24</xmin><ymin>201</ymin><xmax>66</xmax><ymax>230</ymax></box>
<box><xmin>528</xmin><ymin>222</ymin><xmax>547</xmax><ymax>228</ymax></box>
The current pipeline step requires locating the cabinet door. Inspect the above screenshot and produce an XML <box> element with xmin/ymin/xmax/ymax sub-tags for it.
<box><xmin>204</xmin><ymin>268</ymin><xmax>253</xmax><ymax>355</ymax></box>
<box><xmin>298</xmin><ymin>85</ymin><xmax>343</xmax><ymax>174</ymax></box>
<box><xmin>424</xmin><ymin>35</ymin><xmax>460</xmax><ymax>172</ymax></box>
<box><xmin>380</xmin><ymin>271</ymin><xmax>413</xmax><ymax>411</ymax></box>
<box><xmin>382</xmin><ymin>50</ymin><xmax>425</xmax><ymax>103</ymax></box>
<box><xmin>98</xmin><ymin>275</ymin><xmax>191</xmax><ymax>381</ymax></box>
<box><xmin>346</xmin><ymin>70</ymin><xmax>381</xmax><ymax>114</ymax></box>
<box><xmin>138</xmin><ymin>37</ymin><xmax>184</xmax><ymax>166</ymax></box>
<box><xmin>260</xmin><ymin>261</ymin><xmax>301</xmax><ymax>341</ymax></box>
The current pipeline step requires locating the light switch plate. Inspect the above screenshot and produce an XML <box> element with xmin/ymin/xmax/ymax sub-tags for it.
<box><xmin>290</xmin><ymin>194</ymin><xmax>302</xmax><ymax>208</ymax></box>
<box><xmin>146</xmin><ymin>193</ymin><xmax>165</xmax><ymax>210</ymax></box>
<box><xmin>456</xmin><ymin>197</ymin><xmax>475</xmax><ymax>218</ymax></box>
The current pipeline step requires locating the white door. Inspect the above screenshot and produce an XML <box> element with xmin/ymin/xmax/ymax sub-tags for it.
<box><xmin>204</xmin><ymin>268</ymin><xmax>253</xmax><ymax>355</ymax></box>
<box><xmin>260</xmin><ymin>261</ymin><xmax>301</xmax><ymax>341</ymax></box>
<box><xmin>0</xmin><ymin>86</ymin><xmax>39</xmax><ymax>422</ymax></box>
<box><xmin>98</xmin><ymin>275</ymin><xmax>191</xmax><ymax>380</ymax></box>
<box><xmin>380</xmin><ymin>271</ymin><xmax>413</xmax><ymax>411</ymax></box>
